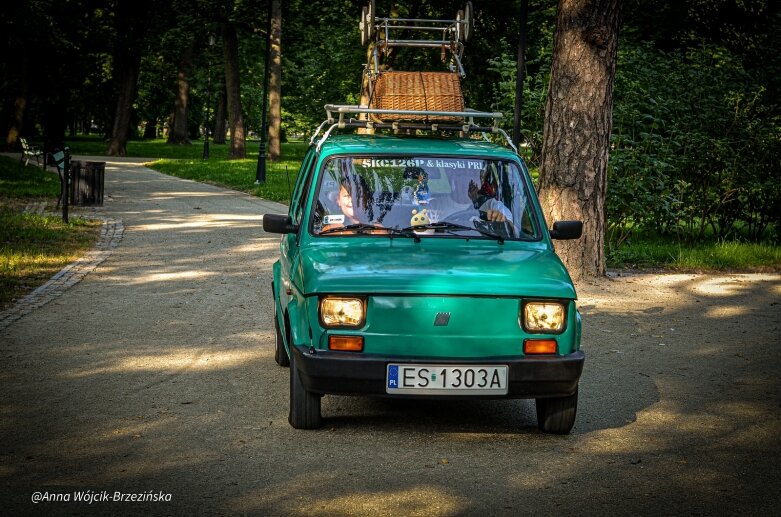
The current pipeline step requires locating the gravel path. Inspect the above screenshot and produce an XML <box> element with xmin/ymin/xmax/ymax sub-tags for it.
<box><xmin>1</xmin><ymin>159</ymin><xmax>779</xmax><ymax>515</ymax></box>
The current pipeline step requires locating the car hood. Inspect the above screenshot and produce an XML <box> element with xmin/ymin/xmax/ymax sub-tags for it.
<box><xmin>296</xmin><ymin>240</ymin><xmax>577</xmax><ymax>299</ymax></box>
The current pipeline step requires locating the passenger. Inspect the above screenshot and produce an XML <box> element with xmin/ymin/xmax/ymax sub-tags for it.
<box><xmin>320</xmin><ymin>177</ymin><xmax>385</xmax><ymax>234</ymax></box>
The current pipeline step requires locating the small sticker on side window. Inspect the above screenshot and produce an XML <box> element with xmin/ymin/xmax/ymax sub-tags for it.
<box><xmin>323</xmin><ymin>215</ymin><xmax>345</xmax><ymax>225</ymax></box>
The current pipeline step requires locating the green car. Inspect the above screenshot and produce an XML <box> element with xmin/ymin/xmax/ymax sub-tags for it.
<box><xmin>264</xmin><ymin>133</ymin><xmax>584</xmax><ymax>434</ymax></box>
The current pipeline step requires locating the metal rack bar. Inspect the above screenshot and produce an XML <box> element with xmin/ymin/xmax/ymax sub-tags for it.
<box><xmin>325</xmin><ymin>104</ymin><xmax>502</xmax><ymax>122</ymax></box>
<box><xmin>380</xmin><ymin>25</ymin><xmax>450</xmax><ymax>31</ymax></box>
<box><xmin>336</xmin><ymin>120</ymin><xmax>498</xmax><ymax>132</ymax></box>
<box><xmin>315</xmin><ymin>105</ymin><xmax>514</xmax><ymax>154</ymax></box>
<box><xmin>309</xmin><ymin>119</ymin><xmax>333</xmax><ymax>146</ymax></box>
<box><xmin>376</xmin><ymin>17</ymin><xmax>459</xmax><ymax>23</ymax></box>
<box><xmin>381</xmin><ymin>40</ymin><xmax>450</xmax><ymax>47</ymax></box>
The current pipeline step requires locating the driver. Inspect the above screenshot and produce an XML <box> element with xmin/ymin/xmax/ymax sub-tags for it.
<box><xmin>433</xmin><ymin>168</ymin><xmax>512</xmax><ymax>224</ymax></box>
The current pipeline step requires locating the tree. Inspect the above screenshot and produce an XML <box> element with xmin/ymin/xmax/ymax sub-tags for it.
<box><xmin>137</xmin><ymin>51</ymin><xmax>175</xmax><ymax>140</ymax></box>
<box><xmin>537</xmin><ymin>0</ymin><xmax>622</xmax><ymax>280</ymax></box>
<box><xmin>2</xmin><ymin>0</ymin><xmax>116</xmax><ymax>152</ymax></box>
<box><xmin>4</xmin><ymin>61</ymin><xmax>29</xmax><ymax>151</ymax></box>
<box><xmin>106</xmin><ymin>46</ymin><xmax>142</xmax><ymax>156</ymax></box>
<box><xmin>213</xmin><ymin>82</ymin><xmax>227</xmax><ymax>144</ymax></box>
<box><xmin>222</xmin><ymin>22</ymin><xmax>246</xmax><ymax>158</ymax></box>
<box><xmin>106</xmin><ymin>1</ymin><xmax>155</xmax><ymax>156</ymax></box>
<box><xmin>268</xmin><ymin>0</ymin><xmax>282</xmax><ymax>161</ymax></box>
<box><xmin>283</xmin><ymin>0</ymin><xmax>365</xmax><ymax>134</ymax></box>
<box><xmin>167</xmin><ymin>41</ymin><xmax>195</xmax><ymax>145</ymax></box>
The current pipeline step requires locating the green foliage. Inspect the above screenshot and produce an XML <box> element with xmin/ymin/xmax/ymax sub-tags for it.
<box><xmin>4</xmin><ymin>0</ymin><xmax>780</xmax><ymax>263</ymax></box>
<box><xmin>282</xmin><ymin>0</ymin><xmax>366</xmax><ymax>136</ymax></box>
<box><xmin>485</xmin><ymin>0</ymin><xmax>555</xmax><ymax>163</ymax></box>
<box><xmin>608</xmin><ymin>42</ymin><xmax>780</xmax><ymax>247</ymax></box>
<box><xmin>483</xmin><ymin>1</ymin><xmax>779</xmax><ymax>250</ymax></box>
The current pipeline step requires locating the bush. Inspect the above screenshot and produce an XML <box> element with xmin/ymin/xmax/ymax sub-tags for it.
<box><xmin>608</xmin><ymin>43</ymin><xmax>779</xmax><ymax>246</ymax></box>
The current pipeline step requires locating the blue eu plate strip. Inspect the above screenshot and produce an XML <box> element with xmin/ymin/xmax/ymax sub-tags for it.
<box><xmin>387</xmin><ymin>365</ymin><xmax>399</xmax><ymax>389</ymax></box>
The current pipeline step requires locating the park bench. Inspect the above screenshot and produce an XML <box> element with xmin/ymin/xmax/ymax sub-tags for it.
<box><xmin>48</xmin><ymin>148</ymin><xmax>68</xmax><ymax>208</ymax></box>
<box><xmin>20</xmin><ymin>137</ymin><xmax>44</xmax><ymax>166</ymax></box>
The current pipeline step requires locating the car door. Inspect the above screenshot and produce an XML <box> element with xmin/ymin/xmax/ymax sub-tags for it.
<box><xmin>278</xmin><ymin>147</ymin><xmax>317</xmax><ymax>311</ymax></box>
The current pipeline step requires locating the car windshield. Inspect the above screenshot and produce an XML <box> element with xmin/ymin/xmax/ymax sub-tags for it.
<box><xmin>311</xmin><ymin>155</ymin><xmax>540</xmax><ymax>240</ymax></box>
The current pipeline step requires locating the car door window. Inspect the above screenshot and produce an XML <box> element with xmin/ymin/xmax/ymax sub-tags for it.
<box><xmin>289</xmin><ymin>148</ymin><xmax>316</xmax><ymax>225</ymax></box>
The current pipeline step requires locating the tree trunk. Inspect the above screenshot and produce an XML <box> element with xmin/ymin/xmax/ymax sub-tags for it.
<box><xmin>268</xmin><ymin>0</ymin><xmax>282</xmax><ymax>161</ymax></box>
<box><xmin>513</xmin><ymin>0</ymin><xmax>529</xmax><ymax>148</ymax></box>
<box><xmin>43</xmin><ymin>101</ymin><xmax>68</xmax><ymax>158</ymax></box>
<box><xmin>4</xmin><ymin>61</ymin><xmax>28</xmax><ymax>151</ymax></box>
<box><xmin>107</xmin><ymin>49</ymin><xmax>142</xmax><ymax>156</ymax></box>
<box><xmin>167</xmin><ymin>42</ymin><xmax>194</xmax><ymax>145</ymax></box>
<box><xmin>537</xmin><ymin>0</ymin><xmax>621</xmax><ymax>280</ymax></box>
<box><xmin>143</xmin><ymin>118</ymin><xmax>157</xmax><ymax>139</ymax></box>
<box><xmin>5</xmin><ymin>94</ymin><xmax>27</xmax><ymax>152</ymax></box>
<box><xmin>213</xmin><ymin>82</ymin><xmax>227</xmax><ymax>144</ymax></box>
<box><xmin>222</xmin><ymin>23</ymin><xmax>246</xmax><ymax>159</ymax></box>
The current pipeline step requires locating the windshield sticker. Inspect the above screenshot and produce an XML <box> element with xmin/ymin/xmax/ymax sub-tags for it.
<box><xmin>357</xmin><ymin>158</ymin><xmax>484</xmax><ymax>170</ymax></box>
<box><xmin>323</xmin><ymin>214</ymin><xmax>345</xmax><ymax>225</ymax></box>
<box><xmin>359</xmin><ymin>158</ymin><xmax>425</xmax><ymax>168</ymax></box>
<box><xmin>428</xmin><ymin>159</ymin><xmax>483</xmax><ymax>170</ymax></box>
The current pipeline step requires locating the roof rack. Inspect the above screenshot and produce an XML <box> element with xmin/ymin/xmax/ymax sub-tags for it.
<box><xmin>359</xmin><ymin>1</ymin><xmax>473</xmax><ymax>78</ymax></box>
<box><xmin>311</xmin><ymin>104</ymin><xmax>517</xmax><ymax>154</ymax></box>
<box><xmin>310</xmin><ymin>4</ymin><xmax>517</xmax><ymax>154</ymax></box>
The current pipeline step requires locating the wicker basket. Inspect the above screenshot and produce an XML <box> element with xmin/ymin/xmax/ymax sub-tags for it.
<box><xmin>370</xmin><ymin>71</ymin><xmax>464</xmax><ymax>123</ymax></box>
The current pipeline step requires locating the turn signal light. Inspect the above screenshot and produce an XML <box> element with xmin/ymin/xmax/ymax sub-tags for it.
<box><xmin>524</xmin><ymin>339</ymin><xmax>557</xmax><ymax>355</ymax></box>
<box><xmin>328</xmin><ymin>335</ymin><xmax>364</xmax><ymax>352</ymax></box>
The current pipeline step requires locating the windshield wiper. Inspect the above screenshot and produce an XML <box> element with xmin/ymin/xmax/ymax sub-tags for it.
<box><xmin>320</xmin><ymin>223</ymin><xmax>421</xmax><ymax>242</ymax></box>
<box><xmin>401</xmin><ymin>221</ymin><xmax>505</xmax><ymax>244</ymax></box>
<box><xmin>320</xmin><ymin>223</ymin><xmax>386</xmax><ymax>235</ymax></box>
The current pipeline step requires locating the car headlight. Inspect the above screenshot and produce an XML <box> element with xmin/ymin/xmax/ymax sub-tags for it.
<box><xmin>522</xmin><ymin>301</ymin><xmax>567</xmax><ymax>333</ymax></box>
<box><xmin>319</xmin><ymin>297</ymin><xmax>365</xmax><ymax>328</ymax></box>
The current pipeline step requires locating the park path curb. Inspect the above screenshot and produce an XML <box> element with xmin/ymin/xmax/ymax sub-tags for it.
<box><xmin>0</xmin><ymin>216</ymin><xmax>125</xmax><ymax>332</ymax></box>
<box><xmin>0</xmin><ymin>152</ymin><xmax>155</xmax><ymax>332</ymax></box>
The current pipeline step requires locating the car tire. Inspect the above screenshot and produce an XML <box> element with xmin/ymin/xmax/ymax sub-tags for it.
<box><xmin>288</xmin><ymin>349</ymin><xmax>323</xmax><ymax>429</ymax></box>
<box><xmin>273</xmin><ymin>305</ymin><xmax>290</xmax><ymax>367</ymax></box>
<box><xmin>535</xmin><ymin>386</ymin><xmax>578</xmax><ymax>434</ymax></box>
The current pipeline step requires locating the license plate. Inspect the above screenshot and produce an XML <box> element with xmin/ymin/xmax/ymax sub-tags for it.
<box><xmin>386</xmin><ymin>364</ymin><xmax>508</xmax><ymax>395</ymax></box>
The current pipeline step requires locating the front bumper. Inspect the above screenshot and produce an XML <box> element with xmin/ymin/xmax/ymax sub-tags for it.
<box><xmin>291</xmin><ymin>345</ymin><xmax>584</xmax><ymax>399</ymax></box>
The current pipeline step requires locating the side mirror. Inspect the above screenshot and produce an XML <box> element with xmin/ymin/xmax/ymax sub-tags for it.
<box><xmin>549</xmin><ymin>220</ymin><xmax>583</xmax><ymax>240</ymax></box>
<box><xmin>263</xmin><ymin>214</ymin><xmax>298</xmax><ymax>234</ymax></box>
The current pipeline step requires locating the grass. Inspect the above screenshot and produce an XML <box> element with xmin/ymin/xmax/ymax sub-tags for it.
<box><xmin>65</xmin><ymin>136</ymin><xmax>235</xmax><ymax>160</ymax></box>
<box><xmin>0</xmin><ymin>156</ymin><xmax>101</xmax><ymax>309</ymax></box>
<box><xmin>65</xmin><ymin>136</ymin><xmax>309</xmax><ymax>164</ymax></box>
<box><xmin>0</xmin><ymin>155</ymin><xmax>61</xmax><ymax>197</ymax></box>
<box><xmin>63</xmin><ymin>136</ymin><xmax>781</xmax><ymax>272</ymax></box>
<box><xmin>0</xmin><ymin>209</ymin><xmax>99</xmax><ymax>307</ymax></box>
<box><xmin>65</xmin><ymin>137</ymin><xmax>309</xmax><ymax>203</ymax></box>
<box><xmin>149</xmin><ymin>143</ymin><xmax>308</xmax><ymax>204</ymax></box>
<box><xmin>607</xmin><ymin>239</ymin><xmax>781</xmax><ymax>272</ymax></box>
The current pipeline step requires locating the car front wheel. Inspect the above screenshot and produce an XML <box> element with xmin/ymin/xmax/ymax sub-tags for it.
<box><xmin>535</xmin><ymin>387</ymin><xmax>578</xmax><ymax>434</ymax></box>
<box><xmin>273</xmin><ymin>303</ymin><xmax>290</xmax><ymax>367</ymax></box>
<box><xmin>288</xmin><ymin>350</ymin><xmax>322</xmax><ymax>429</ymax></box>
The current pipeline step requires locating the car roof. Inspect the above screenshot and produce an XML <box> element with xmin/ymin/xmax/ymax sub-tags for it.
<box><xmin>317</xmin><ymin>134</ymin><xmax>520</xmax><ymax>161</ymax></box>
